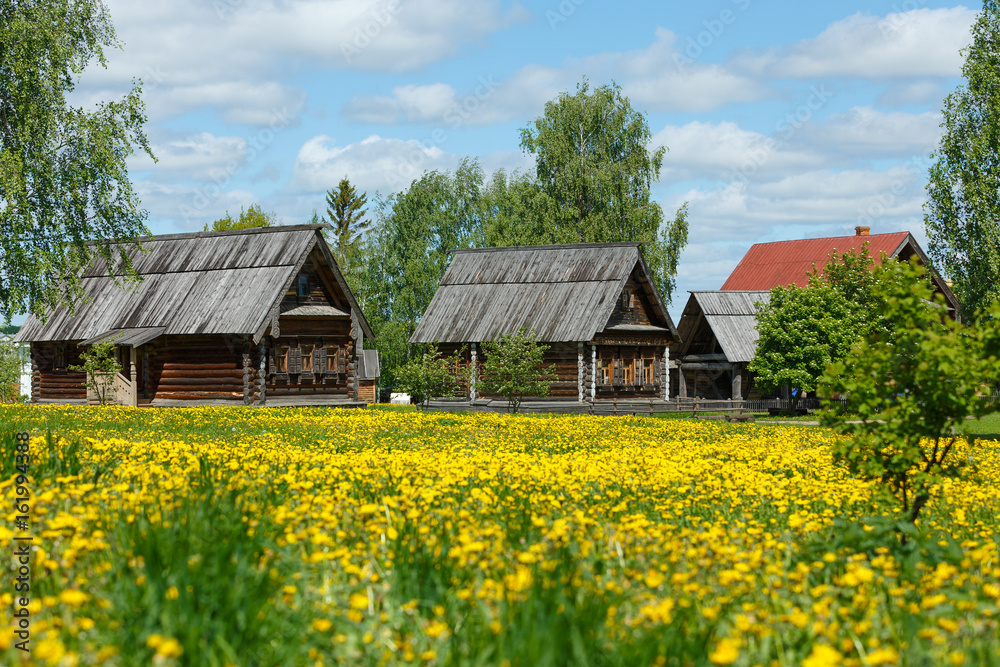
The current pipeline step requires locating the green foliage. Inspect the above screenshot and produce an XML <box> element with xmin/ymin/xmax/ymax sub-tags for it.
<box><xmin>0</xmin><ymin>0</ymin><xmax>154</xmax><ymax>323</ymax></box>
<box><xmin>324</xmin><ymin>176</ymin><xmax>370</xmax><ymax>252</ymax></box>
<box><xmin>480</xmin><ymin>328</ymin><xmax>555</xmax><ymax>414</ymax></box>
<box><xmin>203</xmin><ymin>203</ymin><xmax>278</xmax><ymax>231</ymax></box>
<box><xmin>0</xmin><ymin>339</ymin><xmax>24</xmax><ymax>403</ymax></box>
<box><xmin>104</xmin><ymin>466</ymin><xmax>309</xmax><ymax>666</ymax></box>
<box><xmin>394</xmin><ymin>344</ymin><xmax>465</xmax><ymax>406</ymax></box>
<box><xmin>69</xmin><ymin>337</ymin><xmax>122</xmax><ymax>405</ymax></box>
<box><xmin>750</xmin><ymin>283</ymin><xmax>859</xmax><ymax>407</ymax></box>
<box><xmin>351</xmin><ymin>82</ymin><xmax>689</xmax><ymax>385</ymax></box>
<box><xmin>924</xmin><ymin>1</ymin><xmax>1000</xmax><ymax>320</ymax></box>
<box><xmin>356</xmin><ymin>159</ymin><xmax>484</xmax><ymax>386</ymax></box>
<box><xmin>519</xmin><ymin>79</ymin><xmax>688</xmax><ymax>302</ymax></box>
<box><xmin>820</xmin><ymin>258</ymin><xmax>999</xmax><ymax>528</ymax></box>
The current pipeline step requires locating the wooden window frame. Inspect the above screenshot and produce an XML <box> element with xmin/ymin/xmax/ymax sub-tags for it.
<box><xmin>297</xmin><ymin>276</ymin><xmax>309</xmax><ymax>298</ymax></box>
<box><xmin>275</xmin><ymin>346</ymin><xmax>289</xmax><ymax>373</ymax></box>
<box><xmin>300</xmin><ymin>344</ymin><xmax>314</xmax><ymax>372</ymax></box>
<box><xmin>54</xmin><ymin>343</ymin><xmax>67</xmax><ymax>372</ymax></box>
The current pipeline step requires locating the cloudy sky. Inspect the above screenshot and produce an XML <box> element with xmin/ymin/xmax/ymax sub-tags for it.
<box><xmin>67</xmin><ymin>0</ymin><xmax>977</xmax><ymax>322</ymax></box>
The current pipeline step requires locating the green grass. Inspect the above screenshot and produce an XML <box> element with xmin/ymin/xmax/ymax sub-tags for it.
<box><xmin>963</xmin><ymin>411</ymin><xmax>1000</xmax><ymax>440</ymax></box>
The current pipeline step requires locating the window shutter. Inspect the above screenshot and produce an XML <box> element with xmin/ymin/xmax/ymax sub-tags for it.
<box><xmin>614</xmin><ymin>359</ymin><xmax>623</xmax><ymax>385</ymax></box>
<box><xmin>318</xmin><ymin>347</ymin><xmax>327</xmax><ymax>379</ymax></box>
<box><xmin>338</xmin><ymin>347</ymin><xmax>346</xmax><ymax>374</ymax></box>
<box><xmin>290</xmin><ymin>347</ymin><xmax>302</xmax><ymax>374</ymax></box>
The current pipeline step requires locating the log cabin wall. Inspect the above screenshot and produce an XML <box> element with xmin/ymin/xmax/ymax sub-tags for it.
<box><xmin>147</xmin><ymin>334</ymin><xmax>245</xmax><ymax>402</ymax></box>
<box><xmin>604</xmin><ymin>275</ymin><xmax>655</xmax><ymax>328</ymax></box>
<box><xmin>437</xmin><ymin>342</ymin><xmax>589</xmax><ymax>400</ymax></box>
<box><xmin>30</xmin><ymin>342</ymin><xmax>87</xmax><ymax>402</ymax></box>
<box><xmin>268</xmin><ymin>316</ymin><xmax>355</xmax><ymax>399</ymax></box>
<box><xmin>280</xmin><ymin>255</ymin><xmax>348</xmax><ymax>313</ymax></box>
<box><xmin>591</xmin><ymin>344</ymin><xmax>667</xmax><ymax>400</ymax></box>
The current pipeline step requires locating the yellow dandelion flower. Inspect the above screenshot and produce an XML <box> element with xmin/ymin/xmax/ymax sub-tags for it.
<box><xmin>709</xmin><ymin>637</ymin><xmax>739</xmax><ymax>665</ymax></box>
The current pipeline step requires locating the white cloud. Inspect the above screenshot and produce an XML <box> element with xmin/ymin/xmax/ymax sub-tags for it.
<box><xmin>129</xmin><ymin>132</ymin><xmax>248</xmax><ymax>178</ymax></box>
<box><xmin>77</xmin><ymin>0</ymin><xmax>527</xmax><ymax>125</ymax></box>
<box><xmin>878</xmin><ymin>80</ymin><xmax>949</xmax><ymax>106</ymax></box>
<box><xmin>795</xmin><ymin>107</ymin><xmax>941</xmax><ymax>158</ymax></box>
<box><xmin>733</xmin><ymin>8</ymin><xmax>975</xmax><ymax>79</ymax></box>
<box><xmin>291</xmin><ymin>134</ymin><xmax>458</xmax><ymax>194</ymax></box>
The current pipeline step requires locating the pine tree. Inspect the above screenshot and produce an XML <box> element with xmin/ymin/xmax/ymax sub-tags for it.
<box><xmin>324</xmin><ymin>177</ymin><xmax>369</xmax><ymax>251</ymax></box>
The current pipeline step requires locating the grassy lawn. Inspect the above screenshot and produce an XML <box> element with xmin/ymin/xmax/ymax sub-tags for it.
<box><xmin>0</xmin><ymin>405</ymin><xmax>997</xmax><ymax>666</ymax></box>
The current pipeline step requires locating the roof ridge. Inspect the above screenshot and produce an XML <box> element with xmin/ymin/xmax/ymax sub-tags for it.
<box><xmin>450</xmin><ymin>242</ymin><xmax>643</xmax><ymax>254</ymax></box>
<box><xmin>131</xmin><ymin>223</ymin><xmax>330</xmax><ymax>243</ymax></box>
<box><xmin>746</xmin><ymin>231</ymin><xmax>910</xmax><ymax>247</ymax></box>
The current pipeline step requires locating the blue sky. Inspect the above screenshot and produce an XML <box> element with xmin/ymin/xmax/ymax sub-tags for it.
<box><xmin>53</xmin><ymin>0</ymin><xmax>981</xmax><ymax>325</ymax></box>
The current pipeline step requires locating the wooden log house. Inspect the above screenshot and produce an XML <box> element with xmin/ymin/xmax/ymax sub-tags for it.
<box><xmin>15</xmin><ymin>224</ymin><xmax>375</xmax><ymax>407</ymax></box>
<box><xmin>410</xmin><ymin>243</ymin><xmax>680</xmax><ymax>404</ymax></box>
<box><xmin>671</xmin><ymin>291</ymin><xmax>770</xmax><ymax>400</ymax></box>
<box><xmin>672</xmin><ymin>227</ymin><xmax>961</xmax><ymax>400</ymax></box>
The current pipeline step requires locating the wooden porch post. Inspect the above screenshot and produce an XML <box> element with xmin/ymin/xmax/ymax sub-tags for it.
<box><xmin>577</xmin><ymin>343</ymin><xmax>584</xmax><ymax>402</ymax></box>
<box><xmin>590</xmin><ymin>345</ymin><xmax>597</xmax><ymax>401</ymax></box>
<box><xmin>678</xmin><ymin>361</ymin><xmax>687</xmax><ymax>398</ymax></box>
<box><xmin>128</xmin><ymin>346</ymin><xmax>138</xmax><ymax>407</ymax></box>
<box><xmin>469</xmin><ymin>342</ymin><xmax>477</xmax><ymax>403</ymax></box>
<box><xmin>242</xmin><ymin>336</ymin><xmax>251</xmax><ymax>405</ymax></box>
<box><xmin>256</xmin><ymin>341</ymin><xmax>267</xmax><ymax>406</ymax></box>
<box><xmin>662</xmin><ymin>346</ymin><xmax>669</xmax><ymax>400</ymax></box>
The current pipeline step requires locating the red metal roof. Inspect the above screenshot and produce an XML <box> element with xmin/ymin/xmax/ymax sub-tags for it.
<box><xmin>721</xmin><ymin>232</ymin><xmax>913</xmax><ymax>290</ymax></box>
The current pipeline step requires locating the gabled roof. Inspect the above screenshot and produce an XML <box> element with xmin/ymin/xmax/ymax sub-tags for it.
<box><xmin>411</xmin><ymin>243</ymin><xmax>678</xmax><ymax>343</ymax></box>
<box><xmin>677</xmin><ymin>291</ymin><xmax>771</xmax><ymax>364</ymax></box>
<box><xmin>721</xmin><ymin>232</ymin><xmax>911</xmax><ymax>290</ymax></box>
<box><xmin>15</xmin><ymin>224</ymin><xmax>374</xmax><ymax>344</ymax></box>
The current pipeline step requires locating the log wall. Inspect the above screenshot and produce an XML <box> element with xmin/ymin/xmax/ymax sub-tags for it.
<box><xmin>31</xmin><ymin>343</ymin><xmax>87</xmax><ymax>401</ymax></box>
<box><xmin>147</xmin><ymin>335</ymin><xmax>245</xmax><ymax>401</ymax></box>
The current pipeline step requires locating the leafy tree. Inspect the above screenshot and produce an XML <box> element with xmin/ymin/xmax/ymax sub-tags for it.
<box><xmin>749</xmin><ymin>283</ymin><xmax>859</xmax><ymax>409</ymax></box>
<box><xmin>820</xmin><ymin>258</ymin><xmax>999</xmax><ymax>530</ymax></box>
<box><xmin>479</xmin><ymin>328</ymin><xmax>555</xmax><ymax>414</ymax></box>
<box><xmin>925</xmin><ymin>1</ymin><xmax>1000</xmax><ymax>320</ymax></box>
<box><xmin>0</xmin><ymin>0</ymin><xmax>154</xmax><ymax>323</ymax></box>
<box><xmin>203</xmin><ymin>204</ymin><xmax>278</xmax><ymax>231</ymax></box>
<box><xmin>360</xmin><ymin>159</ymin><xmax>484</xmax><ymax>384</ymax></box>
<box><xmin>0</xmin><ymin>339</ymin><xmax>24</xmax><ymax>403</ymax></box>
<box><xmin>518</xmin><ymin>79</ymin><xmax>688</xmax><ymax>302</ymax></box>
<box><xmin>393</xmin><ymin>344</ymin><xmax>464</xmax><ymax>406</ymax></box>
<box><xmin>70</xmin><ymin>337</ymin><xmax>122</xmax><ymax>405</ymax></box>
<box><xmin>324</xmin><ymin>177</ymin><xmax>370</xmax><ymax>251</ymax></box>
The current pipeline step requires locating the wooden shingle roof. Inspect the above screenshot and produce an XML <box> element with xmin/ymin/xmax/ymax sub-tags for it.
<box><xmin>15</xmin><ymin>224</ymin><xmax>374</xmax><ymax>344</ymax></box>
<box><xmin>411</xmin><ymin>243</ymin><xmax>678</xmax><ymax>343</ymax></box>
<box><xmin>678</xmin><ymin>291</ymin><xmax>771</xmax><ymax>364</ymax></box>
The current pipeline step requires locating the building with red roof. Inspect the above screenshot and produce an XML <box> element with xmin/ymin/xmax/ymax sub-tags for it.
<box><xmin>721</xmin><ymin>226</ymin><xmax>958</xmax><ymax>316</ymax></box>
<box><xmin>670</xmin><ymin>227</ymin><xmax>959</xmax><ymax>402</ymax></box>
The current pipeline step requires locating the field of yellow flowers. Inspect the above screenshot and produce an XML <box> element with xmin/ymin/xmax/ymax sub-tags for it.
<box><xmin>1</xmin><ymin>405</ymin><xmax>999</xmax><ymax>667</ymax></box>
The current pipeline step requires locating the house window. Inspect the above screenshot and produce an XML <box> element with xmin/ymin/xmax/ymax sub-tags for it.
<box><xmin>599</xmin><ymin>358</ymin><xmax>613</xmax><ymax>385</ymax></box>
<box><xmin>275</xmin><ymin>347</ymin><xmax>289</xmax><ymax>372</ymax></box>
<box><xmin>297</xmin><ymin>276</ymin><xmax>309</xmax><ymax>298</ymax></box>
<box><xmin>622</xmin><ymin>358</ymin><xmax>635</xmax><ymax>386</ymax></box>
<box><xmin>54</xmin><ymin>344</ymin><xmax>67</xmax><ymax>371</ymax></box>
<box><xmin>301</xmin><ymin>345</ymin><xmax>313</xmax><ymax>372</ymax></box>
<box><xmin>643</xmin><ymin>358</ymin><xmax>655</xmax><ymax>385</ymax></box>
<box><xmin>326</xmin><ymin>346</ymin><xmax>338</xmax><ymax>373</ymax></box>
<box><xmin>620</xmin><ymin>290</ymin><xmax>633</xmax><ymax>311</ymax></box>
